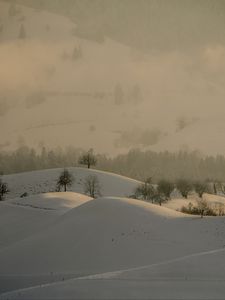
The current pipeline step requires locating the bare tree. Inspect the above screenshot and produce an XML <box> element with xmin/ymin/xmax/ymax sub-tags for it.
<box><xmin>72</xmin><ymin>45</ymin><xmax>82</xmax><ymax>60</ymax></box>
<box><xmin>176</xmin><ymin>179</ymin><xmax>192</xmax><ymax>199</ymax></box>
<box><xmin>193</xmin><ymin>181</ymin><xmax>209</xmax><ymax>198</ymax></box>
<box><xmin>134</xmin><ymin>178</ymin><xmax>167</xmax><ymax>206</ymax></box>
<box><xmin>57</xmin><ymin>169</ymin><xmax>74</xmax><ymax>192</ymax></box>
<box><xmin>83</xmin><ymin>175</ymin><xmax>101</xmax><ymax>198</ymax></box>
<box><xmin>18</xmin><ymin>24</ymin><xmax>26</xmax><ymax>39</ymax></box>
<box><xmin>0</xmin><ymin>178</ymin><xmax>8</xmax><ymax>201</ymax></box>
<box><xmin>196</xmin><ymin>198</ymin><xmax>208</xmax><ymax>218</ymax></box>
<box><xmin>153</xmin><ymin>189</ymin><xmax>165</xmax><ymax>206</ymax></box>
<box><xmin>213</xmin><ymin>182</ymin><xmax>218</xmax><ymax>195</ymax></box>
<box><xmin>216</xmin><ymin>182</ymin><xmax>225</xmax><ymax>195</ymax></box>
<box><xmin>79</xmin><ymin>148</ymin><xmax>97</xmax><ymax>169</ymax></box>
<box><xmin>134</xmin><ymin>178</ymin><xmax>155</xmax><ymax>202</ymax></box>
<box><xmin>157</xmin><ymin>179</ymin><xmax>174</xmax><ymax>200</ymax></box>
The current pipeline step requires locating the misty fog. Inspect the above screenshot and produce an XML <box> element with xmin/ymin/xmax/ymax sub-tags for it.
<box><xmin>0</xmin><ymin>0</ymin><xmax>225</xmax><ymax>156</ymax></box>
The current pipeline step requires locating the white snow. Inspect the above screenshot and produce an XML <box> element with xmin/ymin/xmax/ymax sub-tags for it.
<box><xmin>4</xmin><ymin>248</ymin><xmax>225</xmax><ymax>300</ymax></box>
<box><xmin>1</xmin><ymin>167</ymin><xmax>225</xmax><ymax>299</ymax></box>
<box><xmin>3</xmin><ymin>167</ymin><xmax>141</xmax><ymax>199</ymax></box>
<box><xmin>1</xmin><ymin>1</ymin><xmax>225</xmax><ymax>297</ymax></box>
<box><xmin>165</xmin><ymin>193</ymin><xmax>225</xmax><ymax>211</ymax></box>
<box><xmin>1</xmin><ymin>188</ymin><xmax>225</xmax><ymax>298</ymax></box>
<box><xmin>7</xmin><ymin>192</ymin><xmax>92</xmax><ymax>213</ymax></box>
<box><xmin>0</xmin><ymin>192</ymin><xmax>91</xmax><ymax>249</ymax></box>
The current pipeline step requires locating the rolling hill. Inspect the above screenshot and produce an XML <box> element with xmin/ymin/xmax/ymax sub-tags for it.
<box><xmin>3</xmin><ymin>167</ymin><xmax>141</xmax><ymax>199</ymax></box>
<box><xmin>1</xmin><ymin>193</ymin><xmax>225</xmax><ymax>297</ymax></box>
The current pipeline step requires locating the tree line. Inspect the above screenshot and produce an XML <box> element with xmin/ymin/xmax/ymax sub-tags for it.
<box><xmin>133</xmin><ymin>178</ymin><xmax>209</xmax><ymax>204</ymax></box>
<box><xmin>1</xmin><ymin>147</ymin><xmax>225</xmax><ymax>183</ymax></box>
<box><xmin>133</xmin><ymin>178</ymin><xmax>225</xmax><ymax>217</ymax></box>
<box><xmin>1</xmin><ymin>146</ymin><xmax>225</xmax><ymax>217</ymax></box>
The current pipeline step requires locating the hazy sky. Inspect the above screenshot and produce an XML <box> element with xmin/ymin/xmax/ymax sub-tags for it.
<box><xmin>0</xmin><ymin>0</ymin><xmax>225</xmax><ymax>155</ymax></box>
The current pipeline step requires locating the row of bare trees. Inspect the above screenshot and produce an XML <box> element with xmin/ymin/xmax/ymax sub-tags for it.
<box><xmin>134</xmin><ymin>179</ymin><xmax>174</xmax><ymax>206</ymax></box>
<box><xmin>56</xmin><ymin>169</ymin><xmax>101</xmax><ymax>198</ymax></box>
<box><xmin>134</xmin><ymin>178</ymin><xmax>213</xmax><ymax>203</ymax></box>
<box><xmin>133</xmin><ymin>177</ymin><xmax>225</xmax><ymax>217</ymax></box>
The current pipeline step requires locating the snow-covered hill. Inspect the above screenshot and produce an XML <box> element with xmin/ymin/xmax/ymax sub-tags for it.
<box><xmin>0</xmin><ymin>166</ymin><xmax>140</xmax><ymax>251</ymax></box>
<box><xmin>1</xmin><ymin>195</ymin><xmax>225</xmax><ymax>298</ymax></box>
<box><xmin>1</xmin><ymin>1</ymin><xmax>225</xmax><ymax>297</ymax></box>
<box><xmin>0</xmin><ymin>192</ymin><xmax>91</xmax><ymax>249</ymax></box>
<box><xmin>1</xmin><ymin>167</ymin><xmax>225</xmax><ymax>298</ymax></box>
<box><xmin>6</xmin><ymin>191</ymin><xmax>92</xmax><ymax>211</ymax></box>
<box><xmin>3</xmin><ymin>167</ymin><xmax>140</xmax><ymax>199</ymax></box>
<box><xmin>4</xmin><ymin>165</ymin><xmax>225</xmax><ymax>213</ymax></box>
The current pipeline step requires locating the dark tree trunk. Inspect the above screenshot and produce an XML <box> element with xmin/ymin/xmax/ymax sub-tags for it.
<box><xmin>213</xmin><ymin>183</ymin><xmax>217</xmax><ymax>195</ymax></box>
<box><xmin>64</xmin><ymin>184</ymin><xmax>67</xmax><ymax>192</ymax></box>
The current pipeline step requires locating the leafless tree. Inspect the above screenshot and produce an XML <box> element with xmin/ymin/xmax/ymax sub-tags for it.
<box><xmin>157</xmin><ymin>179</ymin><xmax>174</xmax><ymax>200</ymax></box>
<box><xmin>79</xmin><ymin>148</ymin><xmax>97</xmax><ymax>169</ymax></box>
<box><xmin>57</xmin><ymin>169</ymin><xmax>74</xmax><ymax>192</ymax></box>
<box><xmin>193</xmin><ymin>181</ymin><xmax>209</xmax><ymax>198</ymax></box>
<box><xmin>196</xmin><ymin>198</ymin><xmax>208</xmax><ymax>218</ymax></box>
<box><xmin>0</xmin><ymin>178</ymin><xmax>8</xmax><ymax>201</ymax></box>
<box><xmin>134</xmin><ymin>178</ymin><xmax>155</xmax><ymax>202</ymax></box>
<box><xmin>83</xmin><ymin>175</ymin><xmax>101</xmax><ymax>198</ymax></box>
<box><xmin>18</xmin><ymin>23</ymin><xmax>26</xmax><ymax>39</ymax></box>
<box><xmin>176</xmin><ymin>179</ymin><xmax>192</xmax><ymax>199</ymax></box>
<box><xmin>217</xmin><ymin>182</ymin><xmax>225</xmax><ymax>195</ymax></box>
<box><xmin>134</xmin><ymin>178</ymin><xmax>167</xmax><ymax>206</ymax></box>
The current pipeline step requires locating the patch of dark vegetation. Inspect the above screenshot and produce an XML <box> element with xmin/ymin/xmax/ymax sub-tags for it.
<box><xmin>181</xmin><ymin>200</ymin><xmax>224</xmax><ymax>217</ymax></box>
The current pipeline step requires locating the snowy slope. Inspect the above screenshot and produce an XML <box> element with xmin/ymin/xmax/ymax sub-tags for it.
<box><xmin>0</xmin><ymin>201</ymin><xmax>56</xmax><ymax>249</ymax></box>
<box><xmin>9</xmin><ymin>248</ymin><xmax>225</xmax><ymax>300</ymax></box>
<box><xmin>1</xmin><ymin>196</ymin><xmax>225</xmax><ymax>296</ymax></box>
<box><xmin>3</xmin><ymin>167</ymin><xmax>140</xmax><ymax>199</ymax></box>
<box><xmin>0</xmin><ymin>166</ymin><xmax>140</xmax><ymax>254</ymax></box>
<box><xmin>165</xmin><ymin>193</ymin><xmax>225</xmax><ymax>212</ymax></box>
<box><xmin>0</xmin><ymin>192</ymin><xmax>91</xmax><ymax>249</ymax></box>
<box><xmin>7</xmin><ymin>192</ymin><xmax>92</xmax><ymax>212</ymax></box>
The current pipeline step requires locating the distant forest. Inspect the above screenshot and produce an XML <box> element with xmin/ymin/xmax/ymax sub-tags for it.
<box><xmin>10</xmin><ymin>0</ymin><xmax>225</xmax><ymax>52</ymax></box>
<box><xmin>1</xmin><ymin>146</ymin><xmax>225</xmax><ymax>183</ymax></box>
